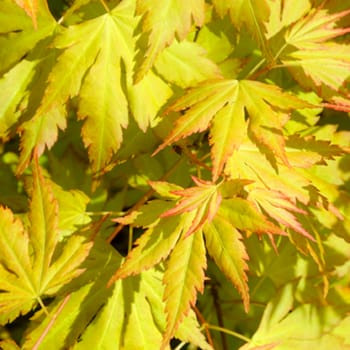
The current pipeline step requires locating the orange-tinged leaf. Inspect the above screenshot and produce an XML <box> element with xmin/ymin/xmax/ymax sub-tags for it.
<box><xmin>18</xmin><ymin>2</ymin><xmax>138</xmax><ymax>174</ymax></box>
<box><xmin>0</xmin><ymin>163</ymin><xmax>92</xmax><ymax>324</ymax></box>
<box><xmin>212</xmin><ymin>0</ymin><xmax>271</xmax><ymax>58</ymax></box>
<box><xmin>161</xmin><ymin>176</ymin><xmax>222</xmax><ymax>236</ymax></box>
<box><xmin>162</xmin><ymin>230</ymin><xmax>206</xmax><ymax>349</ymax></box>
<box><xmin>157</xmin><ymin>79</ymin><xmax>311</xmax><ymax>178</ymax></box>
<box><xmin>226</xmin><ymin>139</ymin><xmax>312</xmax><ymax>205</ymax></box>
<box><xmin>109</xmin><ymin>214</ymin><xmax>185</xmax><ymax>283</ymax></box>
<box><xmin>285</xmin><ymin>8</ymin><xmax>350</xmax><ymax>48</ymax></box>
<box><xmin>285</xmin><ymin>134</ymin><xmax>345</xmax><ymax>168</ymax></box>
<box><xmin>219</xmin><ymin>198</ymin><xmax>286</xmax><ymax>236</ymax></box>
<box><xmin>209</xmin><ymin>94</ymin><xmax>246</xmax><ymax>180</ymax></box>
<box><xmin>135</xmin><ymin>0</ymin><xmax>205</xmax><ymax>81</ymax></box>
<box><xmin>204</xmin><ymin>215</ymin><xmax>250</xmax><ymax>311</ymax></box>
<box><xmin>279</xmin><ymin>8</ymin><xmax>350</xmax><ymax>101</ymax></box>
<box><xmin>14</xmin><ymin>0</ymin><xmax>38</xmax><ymax>28</ymax></box>
<box><xmin>249</xmin><ymin>188</ymin><xmax>314</xmax><ymax>240</ymax></box>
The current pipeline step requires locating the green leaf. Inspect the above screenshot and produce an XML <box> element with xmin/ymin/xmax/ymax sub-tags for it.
<box><xmin>0</xmin><ymin>163</ymin><xmax>92</xmax><ymax>324</ymax></box>
<box><xmin>0</xmin><ymin>59</ymin><xmax>37</xmax><ymax>141</ymax></box>
<box><xmin>110</xmin><ymin>214</ymin><xmax>185</xmax><ymax>281</ymax></box>
<box><xmin>135</xmin><ymin>0</ymin><xmax>205</xmax><ymax>81</ymax></box>
<box><xmin>155</xmin><ymin>40</ymin><xmax>221</xmax><ymax>88</ymax></box>
<box><xmin>162</xmin><ymin>230</ymin><xmax>207</xmax><ymax>348</ymax></box>
<box><xmin>156</xmin><ymin>79</ymin><xmax>311</xmax><ymax>178</ymax></box>
<box><xmin>219</xmin><ymin>198</ymin><xmax>285</xmax><ymax>235</ymax></box>
<box><xmin>212</xmin><ymin>0</ymin><xmax>271</xmax><ymax>58</ymax></box>
<box><xmin>128</xmin><ymin>70</ymin><xmax>173</xmax><ymax>131</ymax></box>
<box><xmin>204</xmin><ymin>215</ymin><xmax>250</xmax><ymax>311</ymax></box>
<box><xmin>19</xmin><ymin>0</ymin><xmax>138</xmax><ymax>174</ymax></box>
<box><xmin>161</xmin><ymin>177</ymin><xmax>222</xmax><ymax>236</ymax></box>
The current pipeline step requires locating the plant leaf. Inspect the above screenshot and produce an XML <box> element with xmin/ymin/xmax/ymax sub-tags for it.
<box><xmin>135</xmin><ymin>0</ymin><xmax>205</xmax><ymax>81</ymax></box>
<box><xmin>0</xmin><ymin>163</ymin><xmax>92</xmax><ymax>324</ymax></box>
<box><xmin>156</xmin><ymin>79</ymin><xmax>312</xmax><ymax>178</ymax></box>
<box><xmin>162</xmin><ymin>230</ymin><xmax>206</xmax><ymax>348</ymax></box>
<box><xmin>204</xmin><ymin>214</ymin><xmax>250</xmax><ymax>311</ymax></box>
<box><xmin>161</xmin><ymin>176</ymin><xmax>222</xmax><ymax>236</ymax></box>
<box><xmin>155</xmin><ymin>39</ymin><xmax>221</xmax><ymax>88</ymax></box>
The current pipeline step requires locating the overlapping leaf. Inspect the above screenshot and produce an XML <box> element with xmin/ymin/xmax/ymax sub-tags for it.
<box><xmin>204</xmin><ymin>214</ymin><xmax>250</xmax><ymax>311</ymax></box>
<box><xmin>279</xmin><ymin>8</ymin><xmax>350</xmax><ymax>103</ymax></box>
<box><xmin>156</xmin><ymin>79</ymin><xmax>311</xmax><ymax>179</ymax></box>
<box><xmin>212</xmin><ymin>0</ymin><xmax>271</xmax><ymax>58</ymax></box>
<box><xmin>18</xmin><ymin>0</ymin><xmax>137</xmax><ymax>174</ymax></box>
<box><xmin>135</xmin><ymin>0</ymin><xmax>205</xmax><ymax>81</ymax></box>
<box><xmin>154</xmin><ymin>39</ymin><xmax>221</xmax><ymax>87</ymax></box>
<box><xmin>161</xmin><ymin>176</ymin><xmax>222</xmax><ymax>236</ymax></box>
<box><xmin>0</xmin><ymin>163</ymin><xmax>92</xmax><ymax>324</ymax></box>
<box><xmin>162</xmin><ymin>230</ymin><xmax>207</xmax><ymax>349</ymax></box>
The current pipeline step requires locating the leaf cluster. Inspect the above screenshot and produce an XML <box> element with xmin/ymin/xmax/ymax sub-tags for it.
<box><xmin>0</xmin><ymin>0</ymin><xmax>350</xmax><ymax>349</ymax></box>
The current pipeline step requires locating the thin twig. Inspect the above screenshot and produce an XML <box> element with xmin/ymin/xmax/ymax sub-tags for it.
<box><xmin>32</xmin><ymin>294</ymin><xmax>72</xmax><ymax>350</ymax></box>
<box><xmin>193</xmin><ymin>305</ymin><xmax>215</xmax><ymax>349</ymax></box>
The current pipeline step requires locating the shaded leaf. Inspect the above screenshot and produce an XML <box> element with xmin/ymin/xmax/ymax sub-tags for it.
<box><xmin>204</xmin><ymin>214</ymin><xmax>250</xmax><ymax>311</ymax></box>
<box><xmin>135</xmin><ymin>0</ymin><xmax>205</xmax><ymax>81</ymax></box>
<box><xmin>0</xmin><ymin>163</ymin><xmax>92</xmax><ymax>324</ymax></box>
<box><xmin>162</xmin><ymin>230</ymin><xmax>206</xmax><ymax>348</ymax></box>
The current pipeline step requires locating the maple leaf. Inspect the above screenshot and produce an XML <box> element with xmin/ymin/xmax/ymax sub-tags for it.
<box><xmin>204</xmin><ymin>214</ymin><xmax>250</xmax><ymax>311</ymax></box>
<box><xmin>219</xmin><ymin>198</ymin><xmax>286</xmax><ymax>236</ymax></box>
<box><xmin>161</xmin><ymin>176</ymin><xmax>222</xmax><ymax>236</ymax></box>
<box><xmin>248</xmin><ymin>188</ymin><xmax>313</xmax><ymax>240</ymax></box>
<box><xmin>0</xmin><ymin>162</ymin><xmax>92</xmax><ymax>324</ymax></box>
<box><xmin>162</xmin><ymin>230</ymin><xmax>207</xmax><ymax>349</ymax></box>
<box><xmin>155</xmin><ymin>79</ymin><xmax>312</xmax><ymax>180</ymax></box>
<box><xmin>18</xmin><ymin>0</ymin><xmax>138</xmax><ymax>174</ymax></box>
<box><xmin>13</xmin><ymin>0</ymin><xmax>38</xmax><ymax>28</ymax></box>
<box><xmin>154</xmin><ymin>39</ymin><xmax>222</xmax><ymax>88</ymax></box>
<box><xmin>278</xmin><ymin>8</ymin><xmax>350</xmax><ymax>103</ymax></box>
<box><xmin>134</xmin><ymin>0</ymin><xmax>205</xmax><ymax>81</ymax></box>
<box><xmin>0</xmin><ymin>59</ymin><xmax>37</xmax><ymax>141</ymax></box>
<box><xmin>212</xmin><ymin>0</ymin><xmax>272</xmax><ymax>59</ymax></box>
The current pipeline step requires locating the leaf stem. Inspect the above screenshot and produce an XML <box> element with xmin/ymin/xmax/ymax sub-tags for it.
<box><xmin>99</xmin><ymin>0</ymin><xmax>110</xmax><ymax>13</ymax></box>
<box><xmin>206</xmin><ymin>324</ymin><xmax>252</xmax><ymax>344</ymax></box>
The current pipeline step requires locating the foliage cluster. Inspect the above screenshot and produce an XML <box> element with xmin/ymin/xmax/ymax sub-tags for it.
<box><xmin>0</xmin><ymin>0</ymin><xmax>350</xmax><ymax>349</ymax></box>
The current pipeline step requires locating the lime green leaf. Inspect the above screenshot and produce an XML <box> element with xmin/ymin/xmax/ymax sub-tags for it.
<box><xmin>156</xmin><ymin>79</ymin><xmax>311</xmax><ymax>178</ymax></box>
<box><xmin>0</xmin><ymin>59</ymin><xmax>37</xmax><ymax>141</ymax></box>
<box><xmin>219</xmin><ymin>198</ymin><xmax>286</xmax><ymax>236</ymax></box>
<box><xmin>248</xmin><ymin>188</ymin><xmax>313</xmax><ymax>240</ymax></box>
<box><xmin>209</xmin><ymin>94</ymin><xmax>246</xmax><ymax>180</ymax></box>
<box><xmin>265</xmin><ymin>0</ymin><xmax>311</xmax><ymax>39</ymax></box>
<box><xmin>0</xmin><ymin>1</ymin><xmax>55</xmax><ymax>74</ymax></box>
<box><xmin>13</xmin><ymin>0</ymin><xmax>39</xmax><ymax>27</ymax></box>
<box><xmin>161</xmin><ymin>176</ymin><xmax>222</xmax><ymax>236</ymax></box>
<box><xmin>162</xmin><ymin>230</ymin><xmax>206</xmax><ymax>348</ymax></box>
<box><xmin>19</xmin><ymin>1</ymin><xmax>137</xmax><ymax>173</ymax></box>
<box><xmin>279</xmin><ymin>8</ymin><xmax>350</xmax><ymax>99</ymax></box>
<box><xmin>128</xmin><ymin>70</ymin><xmax>173</xmax><ymax>131</ymax></box>
<box><xmin>155</xmin><ymin>40</ymin><xmax>221</xmax><ymax>88</ymax></box>
<box><xmin>204</xmin><ymin>214</ymin><xmax>250</xmax><ymax>311</ymax></box>
<box><xmin>285</xmin><ymin>135</ymin><xmax>345</xmax><ymax>168</ymax></box>
<box><xmin>226</xmin><ymin>139</ymin><xmax>312</xmax><ymax>205</ymax></box>
<box><xmin>212</xmin><ymin>0</ymin><xmax>271</xmax><ymax>58</ymax></box>
<box><xmin>49</xmin><ymin>182</ymin><xmax>91</xmax><ymax>237</ymax></box>
<box><xmin>0</xmin><ymin>163</ymin><xmax>92</xmax><ymax>324</ymax></box>
<box><xmin>21</xmin><ymin>239</ymin><xmax>122</xmax><ymax>350</ymax></box>
<box><xmin>242</xmin><ymin>283</ymin><xmax>350</xmax><ymax>350</ymax></box>
<box><xmin>285</xmin><ymin>9</ymin><xmax>350</xmax><ymax>48</ymax></box>
<box><xmin>0</xmin><ymin>339</ymin><xmax>21</xmax><ymax>350</ymax></box>
<box><xmin>110</xmin><ymin>214</ymin><xmax>185</xmax><ymax>281</ymax></box>
<box><xmin>135</xmin><ymin>0</ymin><xmax>205</xmax><ymax>81</ymax></box>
